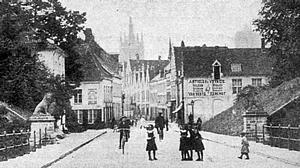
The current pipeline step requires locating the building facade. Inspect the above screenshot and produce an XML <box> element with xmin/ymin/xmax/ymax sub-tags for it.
<box><xmin>122</xmin><ymin>59</ymin><xmax>169</xmax><ymax>120</ymax></box>
<box><xmin>71</xmin><ymin>28</ymin><xmax>122</xmax><ymax>128</ymax></box>
<box><xmin>119</xmin><ymin>18</ymin><xmax>169</xmax><ymax>120</ymax></box>
<box><xmin>172</xmin><ymin>42</ymin><xmax>273</xmax><ymax>123</ymax></box>
<box><xmin>37</xmin><ymin>44</ymin><xmax>66</xmax><ymax>77</ymax></box>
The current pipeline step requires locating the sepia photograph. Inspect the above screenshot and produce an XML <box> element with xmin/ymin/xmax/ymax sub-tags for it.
<box><xmin>0</xmin><ymin>0</ymin><xmax>300</xmax><ymax>167</ymax></box>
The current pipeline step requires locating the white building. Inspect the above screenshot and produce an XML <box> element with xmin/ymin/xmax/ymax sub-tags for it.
<box><xmin>70</xmin><ymin>28</ymin><xmax>122</xmax><ymax>128</ymax></box>
<box><xmin>172</xmin><ymin>43</ymin><xmax>273</xmax><ymax>123</ymax></box>
<box><xmin>38</xmin><ymin>43</ymin><xmax>66</xmax><ymax>77</ymax></box>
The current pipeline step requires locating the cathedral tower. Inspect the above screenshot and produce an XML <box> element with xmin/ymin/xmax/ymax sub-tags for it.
<box><xmin>119</xmin><ymin>17</ymin><xmax>144</xmax><ymax>63</ymax></box>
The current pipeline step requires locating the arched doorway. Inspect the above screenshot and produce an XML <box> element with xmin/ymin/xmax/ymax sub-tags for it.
<box><xmin>194</xmin><ymin>100</ymin><xmax>205</xmax><ymax>122</ymax></box>
<box><xmin>212</xmin><ymin>99</ymin><xmax>224</xmax><ymax>118</ymax></box>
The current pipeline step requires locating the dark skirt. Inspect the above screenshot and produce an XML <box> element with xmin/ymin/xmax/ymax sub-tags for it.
<box><xmin>146</xmin><ymin>138</ymin><xmax>157</xmax><ymax>151</ymax></box>
<box><xmin>179</xmin><ymin>137</ymin><xmax>191</xmax><ymax>151</ymax></box>
<box><xmin>193</xmin><ymin>138</ymin><xmax>205</xmax><ymax>152</ymax></box>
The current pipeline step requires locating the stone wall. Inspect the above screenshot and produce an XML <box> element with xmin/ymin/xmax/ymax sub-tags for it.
<box><xmin>243</xmin><ymin>110</ymin><xmax>268</xmax><ymax>142</ymax></box>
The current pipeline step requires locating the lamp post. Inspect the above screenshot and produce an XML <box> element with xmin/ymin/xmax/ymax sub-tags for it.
<box><xmin>191</xmin><ymin>100</ymin><xmax>194</xmax><ymax>123</ymax></box>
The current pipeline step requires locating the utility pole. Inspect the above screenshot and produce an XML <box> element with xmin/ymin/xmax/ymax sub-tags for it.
<box><xmin>180</xmin><ymin>41</ymin><xmax>185</xmax><ymax>124</ymax></box>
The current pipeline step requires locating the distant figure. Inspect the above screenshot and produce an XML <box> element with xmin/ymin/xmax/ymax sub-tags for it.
<box><xmin>118</xmin><ymin>116</ymin><xmax>131</xmax><ymax>149</ymax></box>
<box><xmin>140</xmin><ymin>116</ymin><xmax>146</xmax><ymax>129</ymax></box>
<box><xmin>188</xmin><ymin>114</ymin><xmax>194</xmax><ymax>125</ymax></box>
<box><xmin>196</xmin><ymin>117</ymin><xmax>202</xmax><ymax>131</ymax></box>
<box><xmin>238</xmin><ymin>131</ymin><xmax>250</xmax><ymax>160</ymax></box>
<box><xmin>33</xmin><ymin>93</ymin><xmax>53</xmax><ymax>116</ymax></box>
<box><xmin>146</xmin><ymin>124</ymin><xmax>158</xmax><ymax>161</ymax></box>
<box><xmin>111</xmin><ymin>117</ymin><xmax>116</xmax><ymax>129</ymax></box>
<box><xmin>155</xmin><ymin>112</ymin><xmax>165</xmax><ymax>134</ymax></box>
<box><xmin>165</xmin><ymin>117</ymin><xmax>169</xmax><ymax>131</ymax></box>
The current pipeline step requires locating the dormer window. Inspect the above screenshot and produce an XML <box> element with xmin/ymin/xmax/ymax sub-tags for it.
<box><xmin>231</xmin><ymin>64</ymin><xmax>242</xmax><ymax>72</ymax></box>
<box><xmin>212</xmin><ymin>60</ymin><xmax>221</xmax><ymax>80</ymax></box>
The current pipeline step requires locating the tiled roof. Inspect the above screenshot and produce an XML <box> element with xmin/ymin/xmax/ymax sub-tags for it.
<box><xmin>129</xmin><ymin>60</ymin><xmax>169</xmax><ymax>80</ymax></box>
<box><xmin>256</xmin><ymin>77</ymin><xmax>300</xmax><ymax>115</ymax></box>
<box><xmin>74</xmin><ymin>32</ymin><xmax>121</xmax><ymax>81</ymax></box>
<box><xmin>174</xmin><ymin>46</ymin><xmax>273</xmax><ymax>78</ymax></box>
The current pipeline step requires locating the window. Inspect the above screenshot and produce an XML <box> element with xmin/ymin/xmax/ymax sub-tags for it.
<box><xmin>252</xmin><ymin>78</ymin><xmax>262</xmax><ymax>86</ymax></box>
<box><xmin>74</xmin><ymin>89</ymin><xmax>82</xmax><ymax>104</ymax></box>
<box><xmin>231</xmin><ymin>64</ymin><xmax>242</xmax><ymax>72</ymax></box>
<box><xmin>88</xmin><ymin>110</ymin><xmax>94</xmax><ymax>124</ymax></box>
<box><xmin>232</xmin><ymin>79</ymin><xmax>242</xmax><ymax>94</ymax></box>
<box><xmin>212</xmin><ymin>60</ymin><xmax>221</xmax><ymax>80</ymax></box>
<box><xmin>77</xmin><ymin>110</ymin><xmax>83</xmax><ymax>124</ymax></box>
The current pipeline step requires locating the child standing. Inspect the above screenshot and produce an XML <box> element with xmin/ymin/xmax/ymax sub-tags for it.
<box><xmin>238</xmin><ymin>131</ymin><xmax>250</xmax><ymax>160</ymax></box>
<box><xmin>191</xmin><ymin>127</ymin><xmax>205</xmax><ymax>161</ymax></box>
<box><xmin>179</xmin><ymin>125</ymin><xmax>190</xmax><ymax>161</ymax></box>
<box><xmin>146</xmin><ymin>124</ymin><xmax>158</xmax><ymax>161</ymax></box>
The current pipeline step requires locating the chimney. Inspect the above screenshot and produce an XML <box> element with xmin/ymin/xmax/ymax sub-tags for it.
<box><xmin>158</xmin><ymin>55</ymin><xmax>161</xmax><ymax>61</ymax></box>
<box><xmin>84</xmin><ymin>28</ymin><xmax>94</xmax><ymax>42</ymax></box>
<box><xmin>136</xmin><ymin>53</ymin><xmax>140</xmax><ymax>61</ymax></box>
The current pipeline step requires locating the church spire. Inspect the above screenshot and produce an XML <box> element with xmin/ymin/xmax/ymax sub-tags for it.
<box><xmin>168</xmin><ymin>37</ymin><xmax>172</xmax><ymax>60</ymax></box>
<box><xmin>129</xmin><ymin>17</ymin><xmax>134</xmax><ymax>44</ymax></box>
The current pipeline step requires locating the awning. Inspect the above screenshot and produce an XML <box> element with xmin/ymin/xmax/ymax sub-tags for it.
<box><xmin>172</xmin><ymin>103</ymin><xmax>183</xmax><ymax>114</ymax></box>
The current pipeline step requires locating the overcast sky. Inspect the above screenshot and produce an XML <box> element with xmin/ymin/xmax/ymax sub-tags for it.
<box><xmin>60</xmin><ymin>0</ymin><xmax>263</xmax><ymax>60</ymax></box>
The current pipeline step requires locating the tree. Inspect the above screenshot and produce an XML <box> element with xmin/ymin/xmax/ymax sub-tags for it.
<box><xmin>254</xmin><ymin>0</ymin><xmax>300</xmax><ymax>87</ymax></box>
<box><xmin>24</xmin><ymin>0</ymin><xmax>87</xmax><ymax>83</ymax></box>
<box><xmin>0</xmin><ymin>0</ymin><xmax>82</xmax><ymax>112</ymax></box>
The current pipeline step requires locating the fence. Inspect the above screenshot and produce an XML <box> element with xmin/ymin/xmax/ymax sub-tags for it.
<box><xmin>262</xmin><ymin>124</ymin><xmax>300</xmax><ymax>151</ymax></box>
<box><xmin>0</xmin><ymin>128</ymin><xmax>54</xmax><ymax>162</ymax></box>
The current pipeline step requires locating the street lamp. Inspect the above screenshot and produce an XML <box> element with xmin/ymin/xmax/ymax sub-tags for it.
<box><xmin>191</xmin><ymin>100</ymin><xmax>194</xmax><ymax>123</ymax></box>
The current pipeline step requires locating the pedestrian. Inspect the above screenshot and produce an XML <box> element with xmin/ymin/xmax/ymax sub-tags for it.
<box><xmin>140</xmin><ymin>116</ymin><xmax>146</xmax><ymax>129</ymax></box>
<box><xmin>111</xmin><ymin>117</ymin><xmax>116</xmax><ymax>129</ymax></box>
<box><xmin>196</xmin><ymin>117</ymin><xmax>202</xmax><ymax>131</ymax></box>
<box><xmin>191</xmin><ymin>127</ymin><xmax>205</xmax><ymax>161</ymax></box>
<box><xmin>155</xmin><ymin>112</ymin><xmax>165</xmax><ymax>140</ymax></box>
<box><xmin>165</xmin><ymin>117</ymin><xmax>169</xmax><ymax>131</ymax></box>
<box><xmin>238</xmin><ymin>131</ymin><xmax>250</xmax><ymax>160</ymax></box>
<box><xmin>179</xmin><ymin>125</ymin><xmax>190</xmax><ymax>161</ymax></box>
<box><xmin>146</xmin><ymin>124</ymin><xmax>158</xmax><ymax>161</ymax></box>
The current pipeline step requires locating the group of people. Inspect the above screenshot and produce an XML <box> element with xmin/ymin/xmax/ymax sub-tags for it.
<box><xmin>115</xmin><ymin>114</ymin><xmax>250</xmax><ymax>162</ymax></box>
<box><xmin>179</xmin><ymin>124</ymin><xmax>205</xmax><ymax>161</ymax></box>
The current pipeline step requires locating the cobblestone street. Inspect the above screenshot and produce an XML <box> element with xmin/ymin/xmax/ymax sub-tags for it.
<box><xmin>48</xmin><ymin>123</ymin><xmax>299</xmax><ymax>168</ymax></box>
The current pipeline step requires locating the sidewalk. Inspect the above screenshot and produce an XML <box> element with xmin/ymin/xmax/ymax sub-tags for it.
<box><xmin>0</xmin><ymin>129</ymin><xmax>107</xmax><ymax>168</ymax></box>
<box><xmin>170</xmin><ymin>122</ymin><xmax>300</xmax><ymax>167</ymax></box>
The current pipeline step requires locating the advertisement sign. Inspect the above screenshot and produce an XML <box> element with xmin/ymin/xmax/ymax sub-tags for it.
<box><xmin>187</xmin><ymin>79</ymin><xmax>226</xmax><ymax>96</ymax></box>
<box><xmin>88</xmin><ymin>88</ymin><xmax>97</xmax><ymax>105</ymax></box>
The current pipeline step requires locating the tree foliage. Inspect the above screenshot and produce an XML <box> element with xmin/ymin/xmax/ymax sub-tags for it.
<box><xmin>0</xmin><ymin>0</ymin><xmax>84</xmax><ymax>115</ymax></box>
<box><xmin>254</xmin><ymin>0</ymin><xmax>300</xmax><ymax>87</ymax></box>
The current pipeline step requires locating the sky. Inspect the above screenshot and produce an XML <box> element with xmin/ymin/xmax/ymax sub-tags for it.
<box><xmin>60</xmin><ymin>0</ymin><xmax>263</xmax><ymax>60</ymax></box>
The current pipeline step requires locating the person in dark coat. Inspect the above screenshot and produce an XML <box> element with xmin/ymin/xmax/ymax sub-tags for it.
<box><xmin>146</xmin><ymin>124</ymin><xmax>158</xmax><ymax>161</ymax></box>
<box><xmin>179</xmin><ymin>125</ymin><xmax>190</xmax><ymax>161</ymax></box>
<box><xmin>196</xmin><ymin>117</ymin><xmax>202</xmax><ymax>131</ymax></box>
<box><xmin>191</xmin><ymin>127</ymin><xmax>205</xmax><ymax>161</ymax></box>
<box><xmin>118</xmin><ymin>116</ymin><xmax>130</xmax><ymax>149</ymax></box>
<box><xmin>165</xmin><ymin>117</ymin><xmax>169</xmax><ymax>131</ymax></box>
<box><xmin>155</xmin><ymin>112</ymin><xmax>165</xmax><ymax>139</ymax></box>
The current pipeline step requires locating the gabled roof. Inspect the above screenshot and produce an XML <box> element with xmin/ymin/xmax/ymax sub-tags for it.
<box><xmin>129</xmin><ymin>60</ymin><xmax>169</xmax><ymax>80</ymax></box>
<box><xmin>75</xmin><ymin>29</ymin><xmax>121</xmax><ymax>81</ymax></box>
<box><xmin>174</xmin><ymin>46</ymin><xmax>273</xmax><ymax>78</ymax></box>
<box><xmin>256</xmin><ymin>77</ymin><xmax>300</xmax><ymax>115</ymax></box>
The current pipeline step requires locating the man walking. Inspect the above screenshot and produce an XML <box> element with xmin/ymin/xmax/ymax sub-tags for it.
<box><xmin>155</xmin><ymin>112</ymin><xmax>165</xmax><ymax>140</ymax></box>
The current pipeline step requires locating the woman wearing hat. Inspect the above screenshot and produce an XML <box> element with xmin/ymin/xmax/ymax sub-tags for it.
<box><xmin>238</xmin><ymin>131</ymin><xmax>250</xmax><ymax>160</ymax></box>
<box><xmin>146</xmin><ymin>124</ymin><xmax>158</xmax><ymax>161</ymax></box>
